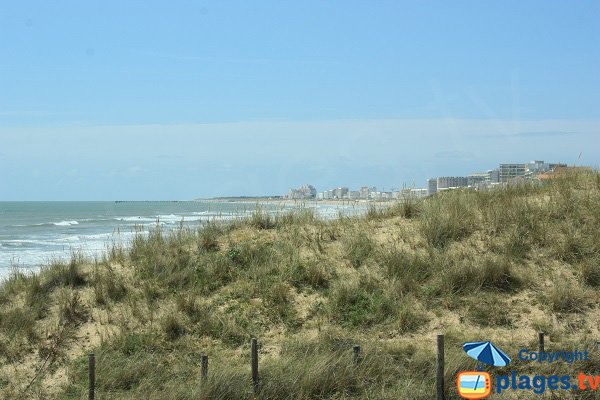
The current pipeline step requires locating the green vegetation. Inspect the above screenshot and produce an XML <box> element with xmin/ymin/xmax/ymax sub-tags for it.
<box><xmin>0</xmin><ymin>171</ymin><xmax>599</xmax><ymax>399</ymax></box>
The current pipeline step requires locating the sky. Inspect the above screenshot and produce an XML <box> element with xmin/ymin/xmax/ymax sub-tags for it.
<box><xmin>1</xmin><ymin>1</ymin><xmax>599</xmax><ymax>200</ymax></box>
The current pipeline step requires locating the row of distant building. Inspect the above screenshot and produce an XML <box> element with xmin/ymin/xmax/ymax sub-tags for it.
<box><xmin>317</xmin><ymin>186</ymin><xmax>414</xmax><ymax>201</ymax></box>
<box><xmin>286</xmin><ymin>184</ymin><xmax>410</xmax><ymax>200</ymax></box>
<box><xmin>286</xmin><ymin>160</ymin><xmax>584</xmax><ymax>201</ymax></box>
<box><xmin>427</xmin><ymin>160</ymin><xmax>568</xmax><ymax>196</ymax></box>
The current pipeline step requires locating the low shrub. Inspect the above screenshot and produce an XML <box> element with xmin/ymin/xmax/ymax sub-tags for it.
<box><xmin>399</xmin><ymin>199</ymin><xmax>421</xmax><ymax>219</ymax></box>
<box><xmin>43</xmin><ymin>257</ymin><xmax>87</xmax><ymax>289</ymax></box>
<box><xmin>441</xmin><ymin>255</ymin><xmax>521</xmax><ymax>294</ymax></box>
<box><xmin>380</xmin><ymin>248</ymin><xmax>434</xmax><ymax>296</ymax></box>
<box><xmin>161</xmin><ymin>314</ymin><xmax>186</xmax><ymax>340</ymax></box>
<box><xmin>467</xmin><ymin>296</ymin><xmax>514</xmax><ymax>327</ymax></box>
<box><xmin>580</xmin><ymin>258</ymin><xmax>600</xmax><ymax>287</ymax></box>
<box><xmin>265</xmin><ymin>281</ymin><xmax>297</xmax><ymax>324</ymax></box>
<box><xmin>0</xmin><ymin>307</ymin><xmax>37</xmax><ymax>341</ymax></box>
<box><xmin>198</xmin><ymin>223</ymin><xmax>221</xmax><ymax>252</ymax></box>
<box><xmin>343</xmin><ymin>231</ymin><xmax>374</xmax><ymax>268</ymax></box>
<box><xmin>92</xmin><ymin>263</ymin><xmax>127</xmax><ymax>305</ymax></box>
<box><xmin>24</xmin><ymin>274</ymin><xmax>51</xmax><ymax>319</ymax></box>
<box><xmin>419</xmin><ymin>191</ymin><xmax>476</xmax><ymax>248</ymax></box>
<box><xmin>290</xmin><ymin>260</ymin><xmax>331</xmax><ymax>290</ymax></box>
<box><xmin>329</xmin><ymin>276</ymin><xmax>395</xmax><ymax>328</ymax></box>
<box><xmin>394</xmin><ymin>297</ymin><xmax>429</xmax><ymax>333</ymax></box>
<box><xmin>547</xmin><ymin>280</ymin><xmax>591</xmax><ymax>313</ymax></box>
<box><xmin>249</xmin><ymin>206</ymin><xmax>276</xmax><ymax>229</ymax></box>
<box><xmin>58</xmin><ymin>289</ymin><xmax>88</xmax><ymax>326</ymax></box>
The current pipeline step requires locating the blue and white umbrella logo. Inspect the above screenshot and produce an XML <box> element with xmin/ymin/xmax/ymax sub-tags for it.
<box><xmin>463</xmin><ymin>341</ymin><xmax>511</xmax><ymax>367</ymax></box>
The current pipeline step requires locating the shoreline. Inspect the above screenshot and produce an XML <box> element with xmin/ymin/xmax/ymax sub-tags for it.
<box><xmin>0</xmin><ymin>200</ymin><xmax>380</xmax><ymax>276</ymax></box>
<box><xmin>197</xmin><ymin>197</ymin><xmax>399</xmax><ymax>207</ymax></box>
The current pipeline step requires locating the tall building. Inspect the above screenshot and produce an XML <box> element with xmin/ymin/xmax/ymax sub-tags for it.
<box><xmin>287</xmin><ymin>184</ymin><xmax>317</xmax><ymax>199</ymax></box>
<box><xmin>359</xmin><ymin>186</ymin><xmax>370</xmax><ymax>199</ymax></box>
<box><xmin>467</xmin><ymin>173</ymin><xmax>488</xmax><ymax>187</ymax></box>
<box><xmin>333</xmin><ymin>187</ymin><xmax>349</xmax><ymax>199</ymax></box>
<box><xmin>348</xmin><ymin>191</ymin><xmax>360</xmax><ymax>200</ymax></box>
<box><xmin>301</xmin><ymin>184</ymin><xmax>317</xmax><ymax>198</ymax></box>
<box><xmin>437</xmin><ymin>176</ymin><xmax>468</xmax><ymax>190</ymax></box>
<box><xmin>528</xmin><ymin>160</ymin><xmax>549</xmax><ymax>174</ymax></box>
<box><xmin>410</xmin><ymin>188</ymin><xmax>428</xmax><ymax>198</ymax></box>
<box><xmin>499</xmin><ymin>164</ymin><xmax>527</xmax><ymax>183</ymax></box>
<box><xmin>427</xmin><ymin>178</ymin><xmax>437</xmax><ymax>195</ymax></box>
<box><xmin>488</xmin><ymin>169</ymin><xmax>500</xmax><ymax>183</ymax></box>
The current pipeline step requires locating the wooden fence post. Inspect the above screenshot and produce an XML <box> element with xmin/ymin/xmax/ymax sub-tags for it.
<box><xmin>88</xmin><ymin>353</ymin><xmax>95</xmax><ymax>400</ymax></box>
<box><xmin>436</xmin><ymin>334</ymin><xmax>445</xmax><ymax>400</ymax></box>
<box><xmin>538</xmin><ymin>331</ymin><xmax>545</xmax><ymax>353</ymax></box>
<box><xmin>251</xmin><ymin>338</ymin><xmax>260</xmax><ymax>394</ymax></box>
<box><xmin>353</xmin><ymin>345</ymin><xmax>361</xmax><ymax>365</ymax></box>
<box><xmin>201</xmin><ymin>354</ymin><xmax>208</xmax><ymax>383</ymax></box>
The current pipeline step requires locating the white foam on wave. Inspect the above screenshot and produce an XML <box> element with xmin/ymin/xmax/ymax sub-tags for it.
<box><xmin>157</xmin><ymin>214</ymin><xmax>208</xmax><ymax>223</ymax></box>
<box><xmin>52</xmin><ymin>232</ymin><xmax>127</xmax><ymax>245</ymax></box>
<box><xmin>114</xmin><ymin>213</ymin><xmax>247</xmax><ymax>225</ymax></box>
<box><xmin>2</xmin><ymin>239</ymin><xmax>57</xmax><ymax>247</ymax></box>
<box><xmin>54</xmin><ymin>220</ymin><xmax>79</xmax><ymax>226</ymax></box>
<box><xmin>114</xmin><ymin>216</ymin><xmax>157</xmax><ymax>222</ymax></box>
<box><xmin>55</xmin><ymin>235</ymin><xmax>81</xmax><ymax>243</ymax></box>
<box><xmin>1</xmin><ymin>203</ymin><xmax>370</xmax><ymax>278</ymax></box>
<box><xmin>11</xmin><ymin>222</ymin><xmax>55</xmax><ymax>227</ymax></box>
<box><xmin>157</xmin><ymin>214</ymin><xmax>180</xmax><ymax>222</ymax></box>
<box><xmin>83</xmin><ymin>233</ymin><xmax>114</xmax><ymax>240</ymax></box>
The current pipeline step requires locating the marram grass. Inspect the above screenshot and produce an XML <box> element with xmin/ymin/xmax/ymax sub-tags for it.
<box><xmin>0</xmin><ymin>171</ymin><xmax>599</xmax><ymax>399</ymax></box>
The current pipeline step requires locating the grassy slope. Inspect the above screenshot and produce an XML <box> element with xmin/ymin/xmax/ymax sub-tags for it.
<box><xmin>0</xmin><ymin>171</ymin><xmax>599</xmax><ymax>399</ymax></box>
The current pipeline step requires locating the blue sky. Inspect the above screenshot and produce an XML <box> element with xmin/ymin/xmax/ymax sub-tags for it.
<box><xmin>1</xmin><ymin>1</ymin><xmax>599</xmax><ymax>200</ymax></box>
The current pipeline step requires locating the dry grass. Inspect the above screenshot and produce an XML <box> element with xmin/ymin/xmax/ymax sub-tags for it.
<box><xmin>0</xmin><ymin>171</ymin><xmax>599</xmax><ymax>399</ymax></box>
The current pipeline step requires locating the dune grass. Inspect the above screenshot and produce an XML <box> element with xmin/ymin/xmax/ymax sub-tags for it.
<box><xmin>0</xmin><ymin>171</ymin><xmax>599</xmax><ymax>399</ymax></box>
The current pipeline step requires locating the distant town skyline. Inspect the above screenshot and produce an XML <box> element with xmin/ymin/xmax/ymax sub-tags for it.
<box><xmin>1</xmin><ymin>1</ymin><xmax>599</xmax><ymax>200</ymax></box>
<box><xmin>289</xmin><ymin>159</ymin><xmax>575</xmax><ymax>201</ymax></box>
<box><xmin>2</xmin><ymin>123</ymin><xmax>598</xmax><ymax>200</ymax></box>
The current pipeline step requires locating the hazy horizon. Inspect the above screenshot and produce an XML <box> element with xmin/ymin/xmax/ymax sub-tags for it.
<box><xmin>2</xmin><ymin>1</ymin><xmax>599</xmax><ymax>200</ymax></box>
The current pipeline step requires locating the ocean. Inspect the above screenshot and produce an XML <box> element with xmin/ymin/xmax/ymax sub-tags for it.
<box><xmin>0</xmin><ymin>201</ymin><xmax>364</xmax><ymax>279</ymax></box>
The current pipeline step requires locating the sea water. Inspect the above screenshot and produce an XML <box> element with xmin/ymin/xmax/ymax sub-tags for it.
<box><xmin>0</xmin><ymin>201</ymin><xmax>364</xmax><ymax>278</ymax></box>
